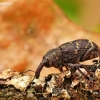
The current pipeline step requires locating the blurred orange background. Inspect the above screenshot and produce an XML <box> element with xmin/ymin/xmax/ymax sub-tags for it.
<box><xmin>0</xmin><ymin>0</ymin><xmax>100</xmax><ymax>77</ymax></box>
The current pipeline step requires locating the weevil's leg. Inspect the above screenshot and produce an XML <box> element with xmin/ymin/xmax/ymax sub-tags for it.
<box><xmin>64</xmin><ymin>63</ymin><xmax>81</xmax><ymax>70</ymax></box>
<box><xmin>77</xmin><ymin>67</ymin><xmax>89</xmax><ymax>79</ymax></box>
<box><xmin>82</xmin><ymin>47</ymin><xmax>98</xmax><ymax>61</ymax></box>
<box><xmin>82</xmin><ymin>65</ymin><xmax>92</xmax><ymax>77</ymax></box>
<box><xmin>64</xmin><ymin>63</ymin><xmax>91</xmax><ymax>78</ymax></box>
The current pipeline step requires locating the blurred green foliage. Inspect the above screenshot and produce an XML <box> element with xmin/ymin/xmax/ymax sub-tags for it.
<box><xmin>54</xmin><ymin>0</ymin><xmax>80</xmax><ymax>23</ymax></box>
<box><xmin>54</xmin><ymin>0</ymin><xmax>100</xmax><ymax>33</ymax></box>
<box><xmin>93</xmin><ymin>24</ymin><xmax>100</xmax><ymax>33</ymax></box>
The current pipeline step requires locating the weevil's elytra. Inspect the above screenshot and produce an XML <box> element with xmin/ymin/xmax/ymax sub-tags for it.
<box><xmin>35</xmin><ymin>39</ymin><xmax>100</xmax><ymax>78</ymax></box>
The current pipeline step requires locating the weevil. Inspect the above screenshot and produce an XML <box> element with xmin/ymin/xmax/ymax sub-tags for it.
<box><xmin>35</xmin><ymin>39</ymin><xmax>100</xmax><ymax>78</ymax></box>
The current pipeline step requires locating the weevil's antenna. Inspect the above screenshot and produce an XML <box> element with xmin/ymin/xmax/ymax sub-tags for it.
<box><xmin>20</xmin><ymin>70</ymin><xmax>35</xmax><ymax>74</ymax></box>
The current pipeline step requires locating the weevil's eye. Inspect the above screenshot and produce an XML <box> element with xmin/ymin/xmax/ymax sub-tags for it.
<box><xmin>44</xmin><ymin>59</ymin><xmax>51</xmax><ymax>68</ymax></box>
<box><xmin>44</xmin><ymin>59</ymin><xmax>48</xmax><ymax>64</ymax></box>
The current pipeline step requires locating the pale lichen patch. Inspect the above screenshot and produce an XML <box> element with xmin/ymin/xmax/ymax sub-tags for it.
<box><xmin>71</xmin><ymin>79</ymin><xmax>79</xmax><ymax>88</ymax></box>
<box><xmin>95</xmin><ymin>69</ymin><xmax>100</xmax><ymax>80</ymax></box>
<box><xmin>6</xmin><ymin>74</ymin><xmax>33</xmax><ymax>91</ymax></box>
<box><xmin>33</xmin><ymin>78</ymin><xmax>46</xmax><ymax>87</ymax></box>
<box><xmin>0</xmin><ymin>69</ymin><xmax>19</xmax><ymax>79</ymax></box>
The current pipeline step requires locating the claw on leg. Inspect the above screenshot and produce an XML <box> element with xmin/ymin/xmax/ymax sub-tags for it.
<box><xmin>93</xmin><ymin>59</ymin><xmax>100</xmax><ymax>64</ymax></box>
<box><xmin>59</xmin><ymin>67</ymin><xmax>63</xmax><ymax>72</ymax></box>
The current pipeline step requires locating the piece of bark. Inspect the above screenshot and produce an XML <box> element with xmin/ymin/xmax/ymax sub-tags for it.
<box><xmin>0</xmin><ymin>61</ymin><xmax>100</xmax><ymax>100</ymax></box>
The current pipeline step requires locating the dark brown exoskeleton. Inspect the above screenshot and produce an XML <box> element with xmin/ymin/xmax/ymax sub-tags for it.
<box><xmin>35</xmin><ymin>39</ymin><xmax>100</xmax><ymax>78</ymax></box>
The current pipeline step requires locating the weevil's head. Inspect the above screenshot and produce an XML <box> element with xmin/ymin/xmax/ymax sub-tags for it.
<box><xmin>35</xmin><ymin>48</ymin><xmax>63</xmax><ymax>78</ymax></box>
<box><xmin>43</xmin><ymin>48</ymin><xmax>63</xmax><ymax>68</ymax></box>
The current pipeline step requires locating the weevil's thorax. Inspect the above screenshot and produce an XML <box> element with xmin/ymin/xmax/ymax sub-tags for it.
<box><xmin>59</xmin><ymin>39</ymin><xmax>99</xmax><ymax>63</ymax></box>
<box><xmin>43</xmin><ymin>48</ymin><xmax>63</xmax><ymax>68</ymax></box>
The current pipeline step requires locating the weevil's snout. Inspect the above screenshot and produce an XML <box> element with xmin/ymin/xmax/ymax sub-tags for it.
<box><xmin>35</xmin><ymin>73</ymin><xmax>40</xmax><ymax>79</ymax></box>
<box><xmin>35</xmin><ymin>59</ymin><xmax>48</xmax><ymax>79</ymax></box>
